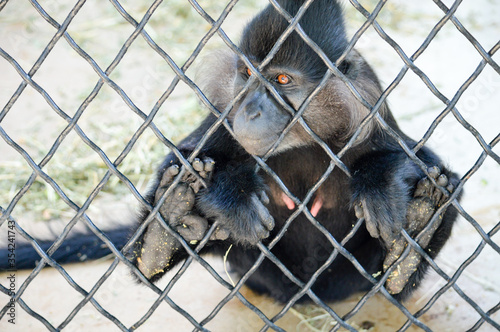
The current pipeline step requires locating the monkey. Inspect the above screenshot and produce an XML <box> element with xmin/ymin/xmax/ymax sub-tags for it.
<box><xmin>129</xmin><ymin>0</ymin><xmax>461</xmax><ymax>302</ymax></box>
<box><xmin>0</xmin><ymin>0</ymin><xmax>460</xmax><ymax>303</ymax></box>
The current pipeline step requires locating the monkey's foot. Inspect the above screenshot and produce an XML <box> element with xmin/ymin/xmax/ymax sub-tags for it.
<box><xmin>384</xmin><ymin>166</ymin><xmax>455</xmax><ymax>294</ymax></box>
<box><xmin>137</xmin><ymin>158</ymin><xmax>223</xmax><ymax>279</ymax></box>
<box><xmin>154</xmin><ymin>158</ymin><xmax>214</xmax><ymax>220</ymax></box>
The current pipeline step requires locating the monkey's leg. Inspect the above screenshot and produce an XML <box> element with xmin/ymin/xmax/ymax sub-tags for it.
<box><xmin>383</xmin><ymin>166</ymin><xmax>455</xmax><ymax>294</ymax></box>
<box><xmin>136</xmin><ymin>158</ymin><xmax>224</xmax><ymax>279</ymax></box>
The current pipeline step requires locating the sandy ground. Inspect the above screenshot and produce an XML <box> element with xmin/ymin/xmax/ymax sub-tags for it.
<box><xmin>1</xmin><ymin>0</ymin><xmax>499</xmax><ymax>331</ymax></box>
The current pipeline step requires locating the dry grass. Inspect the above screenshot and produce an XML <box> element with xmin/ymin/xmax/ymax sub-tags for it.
<box><xmin>0</xmin><ymin>0</ymin><xmax>264</xmax><ymax>220</ymax></box>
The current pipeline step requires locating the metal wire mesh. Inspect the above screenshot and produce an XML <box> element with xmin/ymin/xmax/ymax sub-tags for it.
<box><xmin>0</xmin><ymin>0</ymin><xmax>499</xmax><ymax>331</ymax></box>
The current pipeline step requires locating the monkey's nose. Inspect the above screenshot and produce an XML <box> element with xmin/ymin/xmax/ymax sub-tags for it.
<box><xmin>246</xmin><ymin>109</ymin><xmax>262</xmax><ymax>121</ymax></box>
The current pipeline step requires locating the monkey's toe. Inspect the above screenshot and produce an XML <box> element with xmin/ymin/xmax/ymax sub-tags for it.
<box><xmin>192</xmin><ymin>157</ymin><xmax>215</xmax><ymax>178</ymax></box>
<box><xmin>175</xmin><ymin>215</ymin><xmax>209</xmax><ymax>243</ymax></box>
<box><xmin>155</xmin><ymin>165</ymin><xmax>180</xmax><ymax>201</ymax></box>
<box><xmin>414</xmin><ymin>166</ymin><xmax>453</xmax><ymax>207</ymax></box>
<box><xmin>185</xmin><ymin>157</ymin><xmax>215</xmax><ymax>193</ymax></box>
<box><xmin>154</xmin><ymin>165</ymin><xmax>181</xmax><ymax>205</ymax></box>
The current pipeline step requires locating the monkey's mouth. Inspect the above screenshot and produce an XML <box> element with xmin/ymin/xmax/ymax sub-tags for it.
<box><xmin>236</xmin><ymin>133</ymin><xmax>281</xmax><ymax>156</ymax></box>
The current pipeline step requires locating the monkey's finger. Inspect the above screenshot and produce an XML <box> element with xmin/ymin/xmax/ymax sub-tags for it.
<box><xmin>358</xmin><ymin>201</ymin><xmax>380</xmax><ymax>239</ymax></box>
<box><xmin>439</xmin><ymin>185</ymin><xmax>451</xmax><ymax>204</ymax></box>
<box><xmin>252</xmin><ymin>194</ymin><xmax>275</xmax><ymax>231</ymax></box>
<box><xmin>365</xmin><ymin>222</ymin><xmax>380</xmax><ymax>239</ymax></box>
<box><xmin>137</xmin><ymin>220</ymin><xmax>178</xmax><ymax>279</ymax></box>
<box><xmin>259</xmin><ymin>190</ymin><xmax>270</xmax><ymax>205</ymax></box>
<box><xmin>386</xmin><ymin>211</ymin><xmax>443</xmax><ymax>293</ymax></box>
<box><xmin>197</xmin><ymin>158</ymin><xmax>215</xmax><ymax>180</ymax></box>
<box><xmin>261</xmin><ymin>209</ymin><xmax>275</xmax><ymax>231</ymax></box>
<box><xmin>354</xmin><ymin>203</ymin><xmax>364</xmax><ymax>219</ymax></box>
<box><xmin>437</xmin><ymin>174</ymin><xmax>448</xmax><ymax>187</ymax></box>
<box><xmin>155</xmin><ymin>165</ymin><xmax>181</xmax><ymax>205</ymax></box>
<box><xmin>432</xmin><ymin>174</ymin><xmax>449</xmax><ymax>203</ymax></box>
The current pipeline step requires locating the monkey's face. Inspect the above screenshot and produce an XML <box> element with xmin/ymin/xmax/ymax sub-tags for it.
<box><xmin>230</xmin><ymin>63</ymin><xmax>300</xmax><ymax>156</ymax></box>
<box><xmin>229</xmin><ymin>61</ymin><xmax>351</xmax><ymax>157</ymax></box>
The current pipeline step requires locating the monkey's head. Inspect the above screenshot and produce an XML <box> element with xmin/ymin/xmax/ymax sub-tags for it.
<box><xmin>201</xmin><ymin>1</ymin><xmax>386</xmax><ymax>157</ymax></box>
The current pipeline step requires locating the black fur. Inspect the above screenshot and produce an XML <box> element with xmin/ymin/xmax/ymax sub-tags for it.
<box><xmin>0</xmin><ymin>228</ymin><xmax>129</xmax><ymax>269</ymax></box>
<box><xmin>240</xmin><ymin>0</ymin><xmax>348</xmax><ymax>79</ymax></box>
<box><xmin>1</xmin><ymin>0</ymin><xmax>461</xmax><ymax>304</ymax></box>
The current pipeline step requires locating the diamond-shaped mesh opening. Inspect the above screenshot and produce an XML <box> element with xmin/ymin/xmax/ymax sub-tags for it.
<box><xmin>1</xmin><ymin>0</ymin><xmax>499</xmax><ymax>331</ymax></box>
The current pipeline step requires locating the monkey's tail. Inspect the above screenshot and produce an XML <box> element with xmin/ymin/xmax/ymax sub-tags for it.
<box><xmin>0</xmin><ymin>227</ymin><xmax>130</xmax><ymax>270</ymax></box>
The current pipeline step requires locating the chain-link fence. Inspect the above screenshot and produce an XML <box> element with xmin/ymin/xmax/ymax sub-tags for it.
<box><xmin>0</xmin><ymin>0</ymin><xmax>499</xmax><ymax>331</ymax></box>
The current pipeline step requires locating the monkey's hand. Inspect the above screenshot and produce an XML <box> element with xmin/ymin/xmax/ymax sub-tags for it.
<box><xmin>382</xmin><ymin>166</ymin><xmax>456</xmax><ymax>294</ymax></box>
<box><xmin>134</xmin><ymin>158</ymin><xmax>225</xmax><ymax>280</ymax></box>
<box><xmin>352</xmin><ymin>161</ymin><xmax>411</xmax><ymax>248</ymax></box>
<box><xmin>197</xmin><ymin>163</ymin><xmax>275</xmax><ymax>245</ymax></box>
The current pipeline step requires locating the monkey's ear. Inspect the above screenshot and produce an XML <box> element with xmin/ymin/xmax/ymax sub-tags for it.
<box><xmin>337</xmin><ymin>60</ymin><xmax>351</xmax><ymax>75</ymax></box>
<box><xmin>195</xmin><ymin>50</ymin><xmax>238</xmax><ymax>108</ymax></box>
<box><xmin>309</xmin><ymin>50</ymin><xmax>386</xmax><ymax>145</ymax></box>
<box><xmin>337</xmin><ymin>50</ymin><xmax>365</xmax><ymax>80</ymax></box>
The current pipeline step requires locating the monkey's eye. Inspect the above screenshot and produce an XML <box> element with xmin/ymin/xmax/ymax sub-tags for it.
<box><xmin>276</xmin><ymin>74</ymin><xmax>291</xmax><ymax>85</ymax></box>
<box><xmin>246</xmin><ymin>67</ymin><xmax>252</xmax><ymax>76</ymax></box>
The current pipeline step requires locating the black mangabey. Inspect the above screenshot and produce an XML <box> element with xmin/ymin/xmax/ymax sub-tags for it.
<box><xmin>131</xmin><ymin>0</ymin><xmax>460</xmax><ymax>302</ymax></box>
